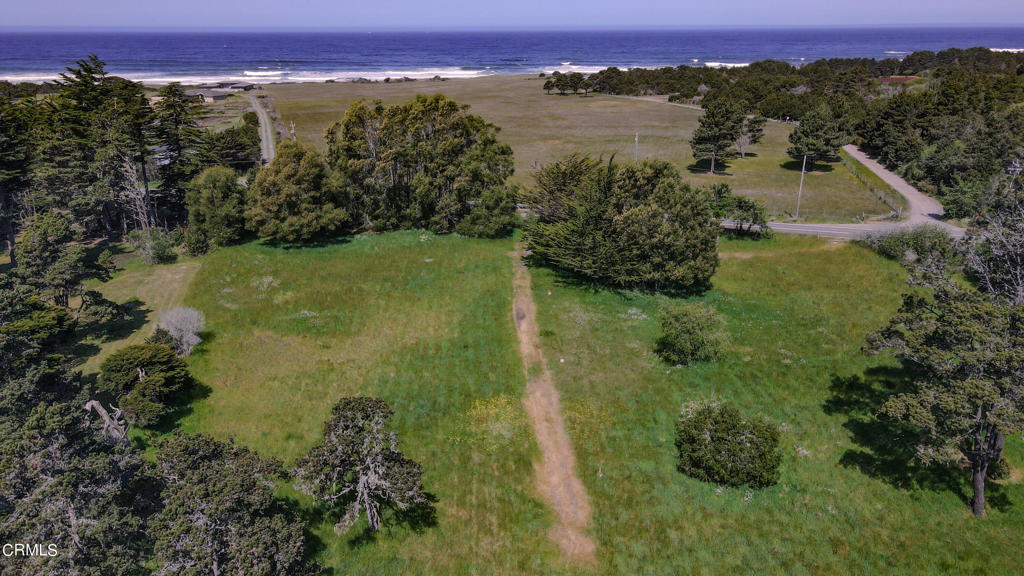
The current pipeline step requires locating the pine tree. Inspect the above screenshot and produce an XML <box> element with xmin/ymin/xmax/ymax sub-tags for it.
<box><xmin>690</xmin><ymin>99</ymin><xmax>745</xmax><ymax>174</ymax></box>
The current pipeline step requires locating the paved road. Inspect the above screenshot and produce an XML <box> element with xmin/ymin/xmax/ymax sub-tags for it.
<box><xmin>755</xmin><ymin>145</ymin><xmax>965</xmax><ymax>240</ymax></box>
<box><xmin>610</xmin><ymin>95</ymin><xmax>964</xmax><ymax>240</ymax></box>
<box><xmin>243</xmin><ymin>93</ymin><xmax>275</xmax><ymax>163</ymax></box>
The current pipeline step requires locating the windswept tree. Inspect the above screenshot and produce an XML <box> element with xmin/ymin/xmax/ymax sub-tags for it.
<box><xmin>787</xmin><ymin>103</ymin><xmax>844</xmax><ymax>218</ymax></box>
<box><xmin>690</xmin><ymin>98</ymin><xmax>745</xmax><ymax>174</ymax></box>
<box><xmin>246</xmin><ymin>140</ymin><xmax>351</xmax><ymax>243</ymax></box>
<box><xmin>294</xmin><ymin>397</ymin><xmax>430</xmax><ymax>533</ymax></box>
<box><xmin>525</xmin><ymin>158</ymin><xmax>719</xmax><ymax>291</ymax></box>
<box><xmin>326</xmin><ymin>94</ymin><xmax>515</xmax><ymax>236</ymax></box>
<box><xmin>868</xmin><ymin>263</ymin><xmax>1024</xmax><ymax>516</ymax></box>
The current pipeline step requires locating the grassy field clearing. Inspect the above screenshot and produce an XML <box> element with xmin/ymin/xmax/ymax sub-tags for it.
<box><xmin>267</xmin><ymin>76</ymin><xmax>890</xmax><ymax>221</ymax></box>
<box><xmin>84</xmin><ymin>232</ymin><xmax>1024</xmax><ymax>574</ymax></box>
<box><xmin>171</xmin><ymin>232</ymin><xmax>569</xmax><ymax>574</ymax></box>
<box><xmin>530</xmin><ymin>235</ymin><xmax>1024</xmax><ymax>575</ymax></box>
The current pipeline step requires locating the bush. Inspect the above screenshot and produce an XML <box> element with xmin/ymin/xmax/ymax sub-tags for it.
<box><xmin>184</xmin><ymin>227</ymin><xmax>209</xmax><ymax>256</ymax></box>
<box><xmin>127</xmin><ymin>228</ymin><xmax>177</xmax><ymax>264</ymax></box>
<box><xmin>455</xmin><ymin>186</ymin><xmax>517</xmax><ymax>238</ymax></box>
<box><xmin>654</xmin><ymin>303</ymin><xmax>726</xmax><ymax>365</ymax></box>
<box><xmin>146</xmin><ymin>326</ymin><xmax>177</xmax><ymax>348</ymax></box>
<box><xmin>675</xmin><ymin>400</ymin><xmax>781</xmax><ymax>488</ymax></box>
<box><xmin>859</xmin><ymin>225</ymin><xmax>956</xmax><ymax>263</ymax></box>
<box><xmin>156</xmin><ymin>307</ymin><xmax>205</xmax><ymax>357</ymax></box>
<box><xmin>99</xmin><ymin>344</ymin><xmax>193</xmax><ymax>426</ymax></box>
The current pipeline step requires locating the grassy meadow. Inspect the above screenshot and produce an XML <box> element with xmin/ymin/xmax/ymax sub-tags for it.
<box><xmin>266</xmin><ymin>77</ymin><xmax>890</xmax><ymax>221</ymax></box>
<box><xmin>82</xmin><ymin>230</ymin><xmax>1024</xmax><ymax>574</ymax></box>
<box><xmin>171</xmin><ymin>232</ymin><xmax>572</xmax><ymax>575</ymax></box>
<box><xmin>530</xmin><ymin>235</ymin><xmax>1024</xmax><ymax>575</ymax></box>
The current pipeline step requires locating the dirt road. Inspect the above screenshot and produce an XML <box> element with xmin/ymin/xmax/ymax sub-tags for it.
<box><xmin>243</xmin><ymin>93</ymin><xmax>276</xmax><ymax>163</ymax></box>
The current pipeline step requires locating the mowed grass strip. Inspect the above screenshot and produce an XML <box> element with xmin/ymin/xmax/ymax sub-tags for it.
<box><xmin>176</xmin><ymin>232</ymin><xmax>567</xmax><ymax>575</ymax></box>
<box><xmin>78</xmin><ymin>255</ymin><xmax>201</xmax><ymax>375</ymax></box>
<box><xmin>267</xmin><ymin>77</ymin><xmax>889</xmax><ymax>221</ymax></box>
<box><xmin>530</xmin><ymin>235</ymin><xmax>1024</xmax><ymax>575</ymax></box>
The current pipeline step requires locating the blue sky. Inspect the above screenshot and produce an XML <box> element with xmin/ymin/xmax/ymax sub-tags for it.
<box><xmin>4</xmin><ymin>0</ymin><xmax>1024</xmax><ymax>29</ymax></box>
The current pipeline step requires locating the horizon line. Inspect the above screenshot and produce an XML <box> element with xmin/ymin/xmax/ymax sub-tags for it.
<box><xmin>3</xmin><ymin>23</ymin><xmax>1024</xmax><ymax>33</ymax></box>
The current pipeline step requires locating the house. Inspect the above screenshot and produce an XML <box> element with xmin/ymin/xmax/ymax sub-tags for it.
<box><xmin>186</xmin><ymin>89</ymin><xmax>229</xmax><ymax>103</ymax></box>
<box><xmin>229</xmin><ymin>83</ymin><xmax>255</xmax><ymax>91</ymax></box>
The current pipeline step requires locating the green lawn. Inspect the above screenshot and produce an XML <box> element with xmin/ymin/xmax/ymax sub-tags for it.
<box><xmin>530</xmin><ymin>234</ymin><xmax>1024</xmax><ymax>575</ymax></box>
<box><xmin>267</xmin><ymin>77</ymin><xmax>890</xmax><ymax>221</ymax></box>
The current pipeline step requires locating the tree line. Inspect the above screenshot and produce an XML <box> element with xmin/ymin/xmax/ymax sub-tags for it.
<box><xmin>581</xmin><ymin>47</ymin><xmax>1024</xmax><ymax>219</ymax></box>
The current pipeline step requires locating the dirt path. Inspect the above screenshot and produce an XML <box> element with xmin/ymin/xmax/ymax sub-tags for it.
<box><xmin>511</xmin><ymin>247</ymin><xmax>595</xmax><ymax>564</ymax></box>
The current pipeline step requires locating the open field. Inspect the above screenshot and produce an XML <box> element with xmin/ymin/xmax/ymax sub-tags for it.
<box><xmin>267</xmin><ymin>76</ymin><xmax>891</xmax><ymax>221</ymax></box>
<box><xmin>82</xmin><ymin>231</ymin><xmax>1024</xmax><ymax>574</ymax></box>
<box><xmin>170</xmin><ymin>232</ymin><xmax>569</xmax><ymax>574</ymax></box>
<box><xmin>530</xmin><ymin>235</ymin><xmax>1024</xmax><ymax>574</ymax></box>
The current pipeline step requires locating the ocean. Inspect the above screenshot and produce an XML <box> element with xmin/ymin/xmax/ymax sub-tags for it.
<box><xmin>1</xmin><ymin>27</ymin><xmax>1022</xmax><ymax>84</ymax></box>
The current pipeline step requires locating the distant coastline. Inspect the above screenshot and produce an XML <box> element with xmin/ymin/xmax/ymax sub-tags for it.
<box><xmin>2</xmin><ymin>27</ymin><xmax>1022</xmax><ymax>84</ymax></box>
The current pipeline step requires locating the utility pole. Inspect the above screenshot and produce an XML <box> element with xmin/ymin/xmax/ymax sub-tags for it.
<box><xmin>634</xmin><ymin>132</ymin><xmax>639</xmax><ymax>163</ymax></box>
<box><xmin>796</xmin><ymin>154</ymin><xmax>807</xmax><ymax>220</ymax></box>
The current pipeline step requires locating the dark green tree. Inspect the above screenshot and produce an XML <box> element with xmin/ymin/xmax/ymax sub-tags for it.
<box><xmin>326</xmin><ymin>94</ymin><xmax>515</xmax><ymax>234</ymax></box>
<box><xmin>736</xmin><ymin>114</ymin><xmax>766</xmax><ymax>159</ymax></box>
<box><xmin>787</xmin><ymin>104</ymin><xmax>845</xmax><ymax>218</ymax></box>
<box><xmin>690</xmin><ymin>98</ymin><xmax>745</xmax><ymax>174</ymax></box>
<box><xmin>868</xmin><ymin>264</ymin><xmax>1024</xmax><ymax>516</ymax></box>
<box><xmin>154</xmin><ymin>82</ymin><xmax>204</xmax><ymax>199</ymax></box>
<box><xmin>99</xmin><ymin>343</ymin><xmax>194</xmax><ymax>427</ymax></box>
<box><xmin>186</xmin><ymin>166</ymin><xmax>247</xmax><ymax>248</ymax></box>
<box><xmin>246</xmin><ymin>140</ymin><xmax>351</xmax><ymax>243</ymax></box>
<box><xmin>13</xmin><ymin>211</ymin><xmax>87</xmax><ymax>307</ymax></box>
<box><xmin>294</xmin><ymin>397</ymin><xmax>431</xmax><ymax>533</ymax></box>
<box><xmin>525</xmin><ymin>158</ymin><xmax>719</xmax><ymax>291</ymax></box>
<box><xmin>151</xmin><ymin>433</ymin><xmax>318</xmax><ymax>576</ymax></box>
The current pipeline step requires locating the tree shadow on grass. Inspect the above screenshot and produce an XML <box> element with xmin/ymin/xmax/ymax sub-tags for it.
<box><xmin>686</xmin><ymin>158</ymin><xmax>734</xmax><ymax>176</ymax></box>
<box><xmin>65</xmin><ymin>297</ymin><xmax>151</xmax><ymax>367</ymax></box>
<box><xmin>781</xmin><ymin>159</ymin><xmax>835</xmax><ymax>173</ymax></box>
<box><xmin>825</xmin><ymin>365</ymin><xmax>1012</xmax><ymax>512</ymax></box>
<box><xmin>522</xmin><ymin>252</ymin><xmax>711</xmax><ymax>300</ymax></box>
<box><xmin>261</xmin><ymin>234</ymin><xmax>354</xmax><ymax>251</ymax></box>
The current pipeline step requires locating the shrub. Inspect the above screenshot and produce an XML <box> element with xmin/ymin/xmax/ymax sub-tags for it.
<box><xmin>146</xmin><ymin>326</ymin><xmax>177</xmax><ymax>348</ymax></box>
<box><xmin>184</xmin><ymin>226</ymin><xmax>209</xmax><ymax>256</ymax></box>
<box><xmin>859</xmin><ymin>225</ymin><xmax>956</xmax><ymax>263</ymax></box>
<box><xmin>675</xmin><ymin>400</ymin><xmax>782</xmax><ymax>488</ymax></box>
<box><xmin>455</xmin><ymin>186</ymin><xmax>518</xmax><ymax>238</ymax></box>
<box><xmin>127</xmin><ymin>228</ymin><xmax>177</xmax><ymax>264</ymax></box>
<box><xmin>99</xmin><ymin>344</ymin><xmax>193</xmax><ymax>426</ymax></box>
<box><xmin>655</xmin><ymin>303</ymin><xmax>726</xmax><ymax>365</ymax></box>
<box><xmin>156</xmin><ymin>307</ymin><xmax>206</xmax><ymax>357</ymax></box>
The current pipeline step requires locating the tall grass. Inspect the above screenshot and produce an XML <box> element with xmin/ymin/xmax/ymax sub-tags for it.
<box><xmin>178</xmin><ymin>232</ymin><xmax>568</xmax><ymax>575</ymax></box>
<box><xmin>530</xmin><ymin>235</ymin><xmax>1024</xmax><ymax>574</ymax></box>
